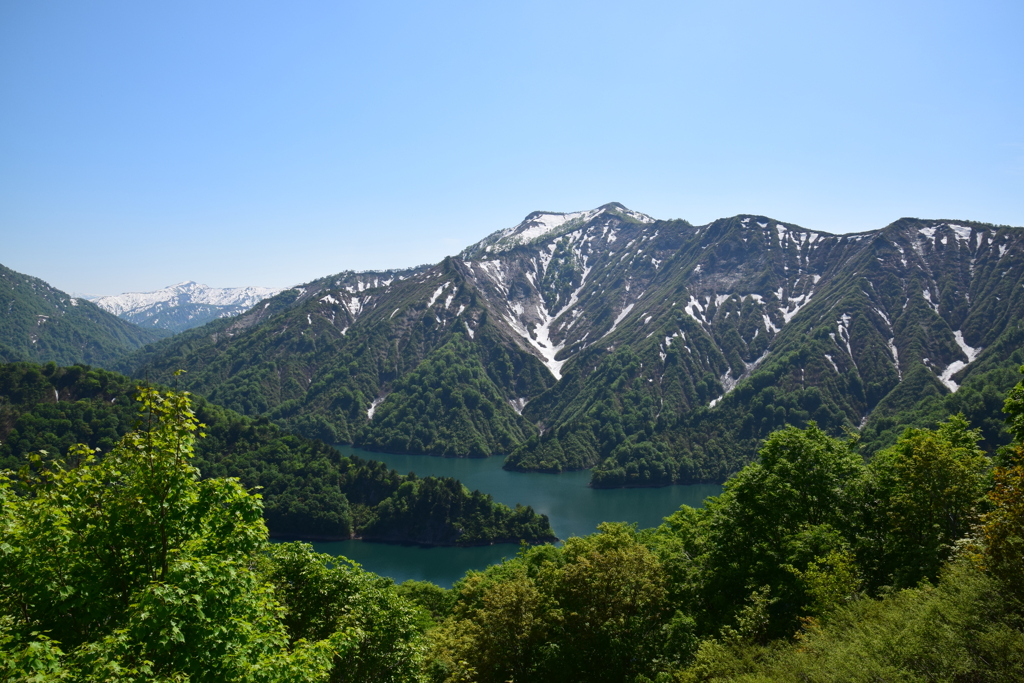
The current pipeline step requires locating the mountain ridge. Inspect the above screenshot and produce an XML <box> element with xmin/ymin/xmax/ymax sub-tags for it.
<box><xmin>116</xmin><ymin>205</ymin><xmax>1024</xmax><ymax>484</ymax></box>
<box><xmin>93</xmin><ymin>280</ymin><xmax>284</xmax><ymax>333</ymax></box>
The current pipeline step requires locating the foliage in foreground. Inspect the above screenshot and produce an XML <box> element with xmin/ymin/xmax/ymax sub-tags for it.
<box><xmin>417</xmin><ymin>373</ymin><xmax>1024</xmax><ymax>682</ymax></box>
<box><xmin>0</xmin><ymin>385</ymin><xmax>427</xmax><ymax>681</ymax></box>
<box><xmin>3</xmin><ymin>370</ymin><xmax>1024</xmax><ymax>681</ymax></box>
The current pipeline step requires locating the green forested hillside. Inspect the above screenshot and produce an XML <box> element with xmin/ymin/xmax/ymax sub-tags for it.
<box><xmin>361</xmin><ymin>333</ymin><xmax>536</xmax><ymax>457</ymax></box>
<box><xmin>124</xmin><ymin>261</ymin><xmax>554</xmax><ymax>456</ymax></box>
<box><xmin>4</xmin><ymin>369</ymin><xmax>1022</xmax><ymax>681</ymax></box>
<box><xmin>0</xmin><ymin>362</ymin><xmax>554</xmax><ymax>545</ymax></box>
<box><xmin>0</xmin><ymin>263</ymin><xmax>162</xmax><ymax>366</ymax></box>
<box><xmin>416</xmin><ymin>378</ymin><xmax>1024</xmax><ymax>682</ymax></box>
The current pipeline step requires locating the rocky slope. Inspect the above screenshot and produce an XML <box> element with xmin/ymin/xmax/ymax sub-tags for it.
<box><xmin>124</xmin><ymin>204</ymin><xmax>1024</xmax><ymax>484</ymax></box>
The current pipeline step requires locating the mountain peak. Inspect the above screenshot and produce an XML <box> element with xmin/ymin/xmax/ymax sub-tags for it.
<box><xmin>93</xmin><ymin>282</ymin><xmax>284</xmax><ymax>333</ymax></box>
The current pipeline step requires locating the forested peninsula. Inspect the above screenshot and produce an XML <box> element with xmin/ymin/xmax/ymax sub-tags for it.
<box><xmin>0</xmin><ymin>362</ymin><xmax>554</xmax><ymax>546</ymax></box>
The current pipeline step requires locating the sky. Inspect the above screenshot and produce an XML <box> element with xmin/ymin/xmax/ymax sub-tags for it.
<box><xmin>2</xmin><ymin>1</ymin><xmax>1022</xmax><ymax>297</ymax></box>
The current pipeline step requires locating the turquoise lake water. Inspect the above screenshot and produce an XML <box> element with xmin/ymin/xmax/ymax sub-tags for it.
<box><xmin>309</xmin><ymin>446</ymin><xmax>723</xmax><ymax>587</ymax></box>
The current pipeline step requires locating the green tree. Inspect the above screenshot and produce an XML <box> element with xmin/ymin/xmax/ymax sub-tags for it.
<box><xmin>979</xmin><ymin>366</ymin><xmax>1024</xmax><ymax>609</ymax></box>
<box><xmin>0</xmin><ymin>386</ymin><xmax>344</xmax><ymax>681</ymax></box>
<box><xmin>260</xmin><ymin>542</ymin><xmax>425</xmax><ymax>682</ymax></box>
<box><xmin>865</xmin><ymin>414</ymin><xmax>990</xmax><ymax>588</ymax></box>
<box><xmin>696</xmin><ymin>424</ymin><xmax>865</xmax><ymax>638</ymax></box>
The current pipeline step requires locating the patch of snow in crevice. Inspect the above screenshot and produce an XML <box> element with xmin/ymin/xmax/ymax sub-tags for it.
<box><xmin>939</xmin><ymin>361</ymin><xmax>967</xmax><ymax>392</ymax></box>
<box><xmin>938</xmin><ymin>331</ymin><xmax>982</xmax><ymax>392</ymax></box>
<box><xmin>710</xmin><ymin>351</ymin><xmax>769</xmax><ymax>408</ymax></box>
<box><xmin>781</xmin><ymin>292</ymin><xmax>812</xmax><ymax>323</ymax></box>
<box><xmin>835</xmin><ymin>314</ymin><xmax>857</xmax><ymax>368</ymax></box>
<box><xmin>390</xmin><ymin>308</ymin><xmax>400</xmax><ymax>319</ymax></box>
<box><xmin>825</xmin><ymin>354</ymin><xmax>839</xmax><ymax>373</ymax></box>
<box><xmin>888</xmin><ymin>338</ymin><xmax>901</xmax><ymax>380</ymax></box>
<box><xmin>367</xmin><ymin>396</ymin><xmax>386</xmax><ymax>420</ymax></box>
<box><xmin>344</xmin><ymin>297</ymin><xmax>365</xmax><ymax>318</ymax></box>
<box><xmin>605</xmin><ymin>303</ymin><xmax>636</xmax><ymax>337</ymax></box>
<box><xmin>953</xmin><ymin>330</ymin><xmax>981</xmax><ymax>362</ymax></box>
<box><xmin>949</xmin><ymin>225</ymin><xmax>972</xmax><ymax>244</ymax></box>
<box><xmin>509</xmin><ymin>397</ymin><xmax>528</xmax><ymax>415</ymax></box>
<box><xmin>457</xmin><ymin>304</ymin><xmax>466</xmax><ymax>317</ymax></box>
<box><xmin>918</xmin><ymin>227</ymin><xmax>937</xmax><ymax>240</ymax></box>
<box><xmin>444</xmin><ymin>291</ymin><xmax>457</xmax><ymax>309</ymax></box>
<box><xmin>923</xmin><ymin>289</ymin><xmax>939</xmax><ymax>314</ymax></box>
<box><xmin>427</xmin><ymin>282</ymin><xmax>450</xmax><ymax>307</ymax></box>
<box><xmin>321</xmin><ymin>294</ymin><xmax>340</xmax><ymax>305</ymax></box>
<box><xmin>465</xmin><ymin>321</ymin><xmax>475</xmax><ymax>339</ymax></box>
<box><xmin>685</xmin><ymin>297</ymin><xmax>708</xmax><ymax>325</ymax></box>
<box><xmin>763</xmin><ymin>314</ymin><xmax>780</xmax><ymax>334</ymax></box>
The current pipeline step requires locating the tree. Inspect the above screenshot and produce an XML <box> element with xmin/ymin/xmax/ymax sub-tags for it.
<box><xmin>696</xmin><ymin>424</ymin><xmax>865</xmax><ymax>638</ymax></box>
<box><xmin>0</xmin><ymin>385</ymin><xmax>344</xmax><ymax>681</ymax></box>
<box><xmin>260</xmin><ymin>542</ymin><xmax>425</xmax><ymax>683</ymax></box>
<box><xmin>865</xmin><ymin>414</ymin><xmax>989</xmax><ymax>588</ymax></box>
<box><xmin>979</xmin><ymin>366</ymin><xmax>1024</xmax><ymax>608</ymax></box>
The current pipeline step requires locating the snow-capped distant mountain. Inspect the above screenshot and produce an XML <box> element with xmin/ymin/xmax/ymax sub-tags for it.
<box><xmin>93</xmin><ymin>281</ymin><xmax>284</xmax><ymax>334</ymax></box>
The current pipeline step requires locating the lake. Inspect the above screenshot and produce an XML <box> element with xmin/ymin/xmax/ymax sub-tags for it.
<box><xmin>310</xmin><ymin>446</ymin><xmax>723</xmax><ymax>587</ymax></box>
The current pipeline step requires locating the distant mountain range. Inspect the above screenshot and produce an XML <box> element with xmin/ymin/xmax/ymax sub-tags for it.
<box><xmin>119</xmin><ymin>203</ymin><xmax>1024</xmax><ymax>486</ymax></box>
<box><xmin>92</xmin><ymin>281</ymin><xmax>283</xmax><ymax>333</ymax></box>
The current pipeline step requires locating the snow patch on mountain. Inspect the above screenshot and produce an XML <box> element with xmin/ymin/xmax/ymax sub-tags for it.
<box><xmin>95</xmin><ymin>281</ymin><xmax>282</xmax><ymax>316</ymax></box>
<box><xmin>92</xmin><ymin>281</ymin><xmax>284</xmax><ymax>332</ymax></box>
<box><xmin>939</xmin><ymin>331</ymin><xmax>982</xmax><ymax>392</ymax></box>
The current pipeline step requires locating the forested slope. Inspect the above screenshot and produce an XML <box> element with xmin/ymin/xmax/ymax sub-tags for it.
<box><xmin>0</xmin><ymin>362</ymin><xmax>554</xmax><ymax>545</ymax></box>
<box><xmin>118</xmin><ymin>205</ymin><xmax>1024</xmax><ymax>488</ymax></box>
<box><xmin>0</xmin><ymin>263</ymin><xmax>162</xmax><ymax>366</ymax></box>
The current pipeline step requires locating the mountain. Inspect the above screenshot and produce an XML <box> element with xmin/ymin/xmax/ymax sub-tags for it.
<box><xmin>0</xmin><ymin>263</ymin><xmax>162</xmax><ymax>366</ymax></box>
<box><xmin>123</xmin><ymin>204</ymin><xmax>1024</xmax><ymax>485</ymax></box>
<box><xmin>93</xmin><ymin>281</ymin><xmax>283</xmax><ymax>333</ymax></box>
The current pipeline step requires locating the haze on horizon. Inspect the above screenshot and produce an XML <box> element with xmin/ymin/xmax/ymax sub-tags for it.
<box><xmin>2</xmin><ymin>0</ymin><xmax>1021</xmax><ymax>297</ymax></box>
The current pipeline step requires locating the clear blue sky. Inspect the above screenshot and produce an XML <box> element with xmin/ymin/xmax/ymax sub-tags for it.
<box><xmin>2</xmin><ymin>1</ymin><xmax>1021</xmax><ymax>296</ymax></box>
